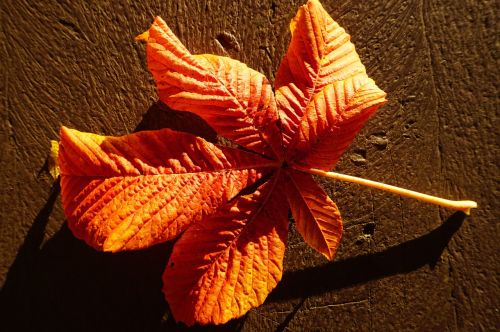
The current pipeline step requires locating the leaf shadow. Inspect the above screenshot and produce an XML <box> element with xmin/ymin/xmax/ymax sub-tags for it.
<box><xmin>0</xmin><ymin>180</ymin><xmax>247</xmax><ymax>332</ymax></box>
<box><xmin>0</xmin><ymin>182</ymin><xmax>163</xmax><ymax>331</ymax></box>
<box><xmin>134</xmin><ymin>101</ymin><xmax>217</xmax><ymax>142</ymax></box>
<box><xmin>269</xmin><ymin>212</ymin><xmax>465</xmax><ymax>303</ymax></box>
<box><xmin>1</xmin><ymin>102</ymin><xmax>465</xmax><ymax>331</ymax></box>
<box><xmin>0</xmin><ymin>174</ymin><xmax>465</xmax><ymax>332</ymax></box>
<box><xmin>0</xmin><ymin>103</ymin><xmax>244</xmax><ymax>332</ymax></box>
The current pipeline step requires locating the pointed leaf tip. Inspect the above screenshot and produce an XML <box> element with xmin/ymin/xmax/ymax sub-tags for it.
<box><xmin>135</xmin><ymin>30</ymin><xmax>149</xmax><ymax>42</ymax></box>
<box><xmin>48</xmin><ymin>140</ymin><xmax>60</xmax><ymax>179</ymax></box>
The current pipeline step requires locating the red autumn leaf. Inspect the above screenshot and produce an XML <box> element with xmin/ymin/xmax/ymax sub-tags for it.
<box><xmin>56</xmin><ymin>0</ymin><xmax>387</xmax><ymax>326</ymax></box>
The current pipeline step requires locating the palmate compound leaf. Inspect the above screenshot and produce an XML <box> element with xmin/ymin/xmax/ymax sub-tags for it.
<box><xmin>56</xmin><ymin>0</ymin><xmax>388</xmax><ymax>326</ymax></box>
<box><xmin>58</xmin><ymin>126</ymin><xmax>276</xmax><ymax>252</ymax></box>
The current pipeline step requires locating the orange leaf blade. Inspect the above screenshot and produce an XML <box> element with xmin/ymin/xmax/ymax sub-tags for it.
<box><xmin>139</xmin><ymin>17</ymin><xmax>282</xmax><ymax>158</ymax></box>
<box><xmin>276</xmin><ymin>0</ymin><xmax>366</xmax><ymax>88</ymax></box>
<box><xmin>285</xmin><ymin>170</ymin><xmax>342</xmax><ymax>260</ymax></box>
<box><xmin>275</xmin><ymin>0</ymin><xmax>386</xmax><ymax>166</ymax></box>
<box><xmin>163</xmin><ymin>174</ymin><xmax>289</xmax><ymax>325</ymax></box>
<box><xmin>290</xmin><ymin>75</ymin><xmax>387</xmax><ymax>170</ymax></box>
<box><xmin>58</xmin><ymin>127</ymin><xmax>275</xmax><ymax>252</ymax></box>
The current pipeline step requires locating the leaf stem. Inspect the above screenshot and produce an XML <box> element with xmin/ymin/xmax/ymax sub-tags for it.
<box><xmin>294</xmin><ymin>166</ymin><xmax>477</xmax><ymax>215</ymax></box>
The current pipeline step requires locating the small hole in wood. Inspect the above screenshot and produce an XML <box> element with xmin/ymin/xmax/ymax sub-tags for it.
<box><xmin>363</xmin><ymin>223</ymin><xmax>375</xmax><ymax>236</ymax></box>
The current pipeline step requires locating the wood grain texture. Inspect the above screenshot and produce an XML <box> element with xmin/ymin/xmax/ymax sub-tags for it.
<box><xmin>0</xmin><ymin>0</ymin><xmax>497</xmax><ymax>331</ymax></box>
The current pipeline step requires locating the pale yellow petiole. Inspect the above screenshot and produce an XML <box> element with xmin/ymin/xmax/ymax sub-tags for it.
<box><xmin>295</xmin><ymin>166</ymin><xmax>478</xmax><ymax>215</ymax></box>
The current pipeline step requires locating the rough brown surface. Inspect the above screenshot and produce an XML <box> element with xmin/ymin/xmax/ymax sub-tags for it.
<box><xmin>1</xmin><ymin>0</ymin><xmax>498</xmax><ymax>331</ymax></box>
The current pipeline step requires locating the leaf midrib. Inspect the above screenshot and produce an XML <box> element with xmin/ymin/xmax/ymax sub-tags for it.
<box><xmin>287</xmin><ymin>171</ymin><xmax>331</xmax><ymax>258</ymax></box>
<box><xmin>61</xmin><ymin>162</ymin><xmax>281</xmax><ymax>178</ymax></box>
<box><xmin>194</xmin><ymin>169</ymin><xmax>283</xmax><ymax>312</ymax></box>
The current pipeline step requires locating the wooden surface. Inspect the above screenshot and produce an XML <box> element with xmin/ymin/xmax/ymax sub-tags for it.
<box><xmin>1</xmin><ymin>0</ymin><xmax>498</xmax><ymax>331</ymax></box>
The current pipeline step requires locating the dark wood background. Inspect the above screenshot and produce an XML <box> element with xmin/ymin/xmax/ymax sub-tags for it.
<box><xmin>1</xmin><ymin>0</ymin><xmax>498</xmax><ymax>331</ymax></box>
